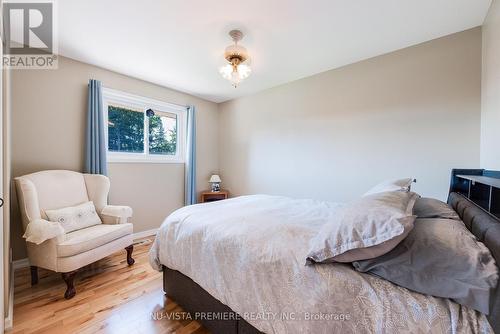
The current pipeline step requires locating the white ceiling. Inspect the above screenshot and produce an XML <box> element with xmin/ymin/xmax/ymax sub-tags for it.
<box><xmin>58</xmin><ymin>0</ymin><xmax>492</xmax><ymax>103</ymax></box>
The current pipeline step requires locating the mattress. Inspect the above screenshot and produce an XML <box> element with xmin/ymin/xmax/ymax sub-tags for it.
<box><xmin>149</xmin><ymin>195</ymin><xmax>492</xmax><ymax>333</ymax></box>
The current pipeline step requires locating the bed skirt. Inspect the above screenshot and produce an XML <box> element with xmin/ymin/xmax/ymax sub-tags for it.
<box><xmin>162</xmin><ymin>266</ymin><xmax>263</xmax><ymax>334</ymax></box>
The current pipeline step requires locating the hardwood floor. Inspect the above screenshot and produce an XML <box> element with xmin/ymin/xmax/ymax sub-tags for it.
<box><xmin>8</xmin><ymin>238</ymin><xmax>210</xmax><ymax>334</ymax></box>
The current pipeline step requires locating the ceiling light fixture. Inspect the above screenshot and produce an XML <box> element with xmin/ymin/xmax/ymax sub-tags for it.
<box><xmin>219</xmin><ymin>29</ymin><xmax>251</xmax><ymax>88</ymax></box>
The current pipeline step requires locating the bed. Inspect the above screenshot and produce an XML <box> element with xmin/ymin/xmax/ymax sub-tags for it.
<box><xmin>149</xmin><ymin>171</ymin><xmax>500</xmax><ymax>334</ymax></box>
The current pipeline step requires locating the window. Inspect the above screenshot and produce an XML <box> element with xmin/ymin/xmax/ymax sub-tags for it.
<box><xmin>103</xmin><ymin>88</ymin><xmax>186</xmax><ymax>163</ymax></box>
<box><xmin>108</xmin><ymin>105</ymin><xmax>144</xmax><ymax>153</ymax></box>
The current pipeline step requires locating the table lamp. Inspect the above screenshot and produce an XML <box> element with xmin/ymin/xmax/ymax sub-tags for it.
<box><xmin>209</xmin><ymin>175</ymin><xmax>222</xmax><ymax>192</ymax></box>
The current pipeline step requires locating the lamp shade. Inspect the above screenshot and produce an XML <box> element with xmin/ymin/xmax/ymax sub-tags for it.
<box><xmin>209</xmin><ymin>175</ymin><xmax>222</xmax><ymax>183</ymax></box>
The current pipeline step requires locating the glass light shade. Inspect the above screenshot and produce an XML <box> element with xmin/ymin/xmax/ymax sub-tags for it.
<box><xmin>230</xmin><ymin>71</ymin><xmax>241</xmax><ymax>86</ymax></box>
<box><xmin>209</xmin><ymin>174</ymin><xmax>222</xmax><ymax>183</ymax></box>
<box><xmin>224</xmin><ymin>44</ymin><xmax>248</xmax><ymax>60</ymax></box>
<box><xmin>219</xmin><ymin>64</ymin><xmax>233</xmax><ymax>80</ymax></box>
<box><xmin>237</xmin><ymin>64</ymin><xmax>251</xmax><ymax>79</ymax></box>
<box><xmin>219</xmin><ymin>58</ymin><xmax>252</xmax><ymax>87</ymax></box>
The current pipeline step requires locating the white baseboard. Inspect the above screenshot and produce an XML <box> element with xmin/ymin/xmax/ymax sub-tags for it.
<box><xmin>133</xmin><ymin>228</ymin><xmax>158</xmax><ymax>240</ymax></box>
<box><xmin>10</xmin><ymin>228</ymin><xmax>158</xmax><ymax>273</ymax></box>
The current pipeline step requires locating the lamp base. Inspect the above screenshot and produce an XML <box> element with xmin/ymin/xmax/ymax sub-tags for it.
<box><xmin>211</xmin><ymin>183</ymin><xmax>221</xmax><ymax>192</ymax></box>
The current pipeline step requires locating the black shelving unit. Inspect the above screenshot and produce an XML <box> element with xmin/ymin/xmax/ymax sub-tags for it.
<box><xmin>449</xmin><ymin>169</ymin><xmax>500</xmax><ymax>219</ymax></box>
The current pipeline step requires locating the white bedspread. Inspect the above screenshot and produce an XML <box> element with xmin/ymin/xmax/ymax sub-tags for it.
<box><xmin>149</xmin><ymin>195</ymin><xmax>492</xmax><ymax>334</ymax></box>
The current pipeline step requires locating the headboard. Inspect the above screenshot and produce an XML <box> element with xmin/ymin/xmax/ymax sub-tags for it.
<box><xmin>448</xmin><ymin>192</ymin><xmax>500</xmax><ymax>332</ymax></box>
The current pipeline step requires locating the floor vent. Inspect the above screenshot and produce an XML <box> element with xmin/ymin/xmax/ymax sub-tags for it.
<box><xmin>134</xmin><ymin>238</ymin><xmax>152</xmax><ymax>246</ymax></box>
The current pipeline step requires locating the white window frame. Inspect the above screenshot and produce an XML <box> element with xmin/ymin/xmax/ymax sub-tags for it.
<box><xmin>102</xmin><ymin>87</ymin><xmax>187</xmax><ymax>164</ymax></box>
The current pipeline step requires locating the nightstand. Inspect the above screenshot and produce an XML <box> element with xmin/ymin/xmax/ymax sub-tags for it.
<box><xmin>200</xmin><ymin>190</ymin><xmax>229</xmax><ymax>203</ymax></box>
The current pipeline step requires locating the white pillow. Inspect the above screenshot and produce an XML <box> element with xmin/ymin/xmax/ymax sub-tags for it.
<box><xmin>45</xmin><ymin>201</ymin><xmax>102</xmax><ymax>233</ymax></box>
<box><xmin>363</xmin><ymin>178</ymin><xmax>414</xmax><ymax>196</ymax></box>
<box><xmin>306</xmin><ymin>191</ymin><xmax>419</xmax><ymax>264</ymax></box>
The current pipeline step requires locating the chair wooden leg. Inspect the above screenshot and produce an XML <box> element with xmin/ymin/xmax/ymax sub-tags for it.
<box><xmin>125</xmin><ymin>245</ymin><xmax>135</xmax><ymax>266</ymax></box>
<box><xmin>30</xmin><ymin>266</ymin><xmax>38</xmax><ymax>286</ymax></box>
<box><xmin>62</xmin><ymin>270</ymin><xmax>77</xmax><ymax>299</ymax></box>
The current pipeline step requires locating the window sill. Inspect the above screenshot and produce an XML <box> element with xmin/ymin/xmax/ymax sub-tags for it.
<box><xmin>108</xmin><ymin>154</ymin><xmax>185</xmax><ymax>164</ymax></box>
<box><xmin>108</xmin><ymin>159</ymin><xmax>185</xmax><ymax>164</ymax></box>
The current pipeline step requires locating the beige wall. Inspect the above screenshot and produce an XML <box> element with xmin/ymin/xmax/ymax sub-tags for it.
<box><xmin>9</xmin><ymin>28</ymin><xmax>484</xmax><ymax>260</ymax></box>
<box><xmin>10</xmin><ymin>56</ymin><xmax>219</xmax><ymax>260</ymax></box>
<box><xmin>481</xmin><ymin>0</ymin><xmax>500</xmax><ymax>169</ymax></box>
<box><xmin>219</xmin><ymin>28</ymin><xmax>482</xmax><ymax>203</ymax></box>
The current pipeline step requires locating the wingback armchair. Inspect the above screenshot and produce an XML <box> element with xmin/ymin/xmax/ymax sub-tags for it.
<box><xmin>15</xmin><ymin>170</ymin><xmax>134</xmax><ymax>299</ymax></box>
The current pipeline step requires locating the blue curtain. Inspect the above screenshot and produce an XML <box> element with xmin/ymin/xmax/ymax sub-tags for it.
<box><xmin>185</xmin><ymin>106</ymin><xmax>197</xmax><ymax>205</ymax></box>
<box><xmin>85</xmin><ymin>79</ymin><xmax>108</xmax><ymax>175</ymax></box>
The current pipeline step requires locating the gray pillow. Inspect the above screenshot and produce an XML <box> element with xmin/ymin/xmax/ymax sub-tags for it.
<box><xmin>413</xmin><ymin>197</ymin><xmax>460</xmax><ymax>220</ymax></box>
<box><xmin>307</xmin><ymin>191</ymin><xmax>418</xmax><ymax>263</ymax></box>
<box><xmin>353</xmin><ymin>218</ymin><xmax>499</xmax><ymax>314</ymax></box>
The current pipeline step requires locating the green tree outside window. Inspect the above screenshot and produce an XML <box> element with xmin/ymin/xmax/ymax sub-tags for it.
<box><xmin>149</xmin><ymin>114</ymin><xmax>177</xmax><ymax>155</ymax></box>
<box><xmin>108</xmin><ymin>105</ymin><xmax>177</xmax><ymax>155</ymax></box>
<box><xmin>108</xmin><ymin>106</ymin><xmax>144</xmax><ymax>153</ymax></box>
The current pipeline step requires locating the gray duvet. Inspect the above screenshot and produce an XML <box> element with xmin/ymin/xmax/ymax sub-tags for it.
<box><xmin>149</xmin><ymin>195</ymin><xmax>493</xmax><ymax>333</ymax></box>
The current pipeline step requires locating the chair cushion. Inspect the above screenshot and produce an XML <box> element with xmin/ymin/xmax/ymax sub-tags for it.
<box><xmin>57</xmin><ymin>223</ymin><xmax>133</xmax><ymax>257</ymax></box>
